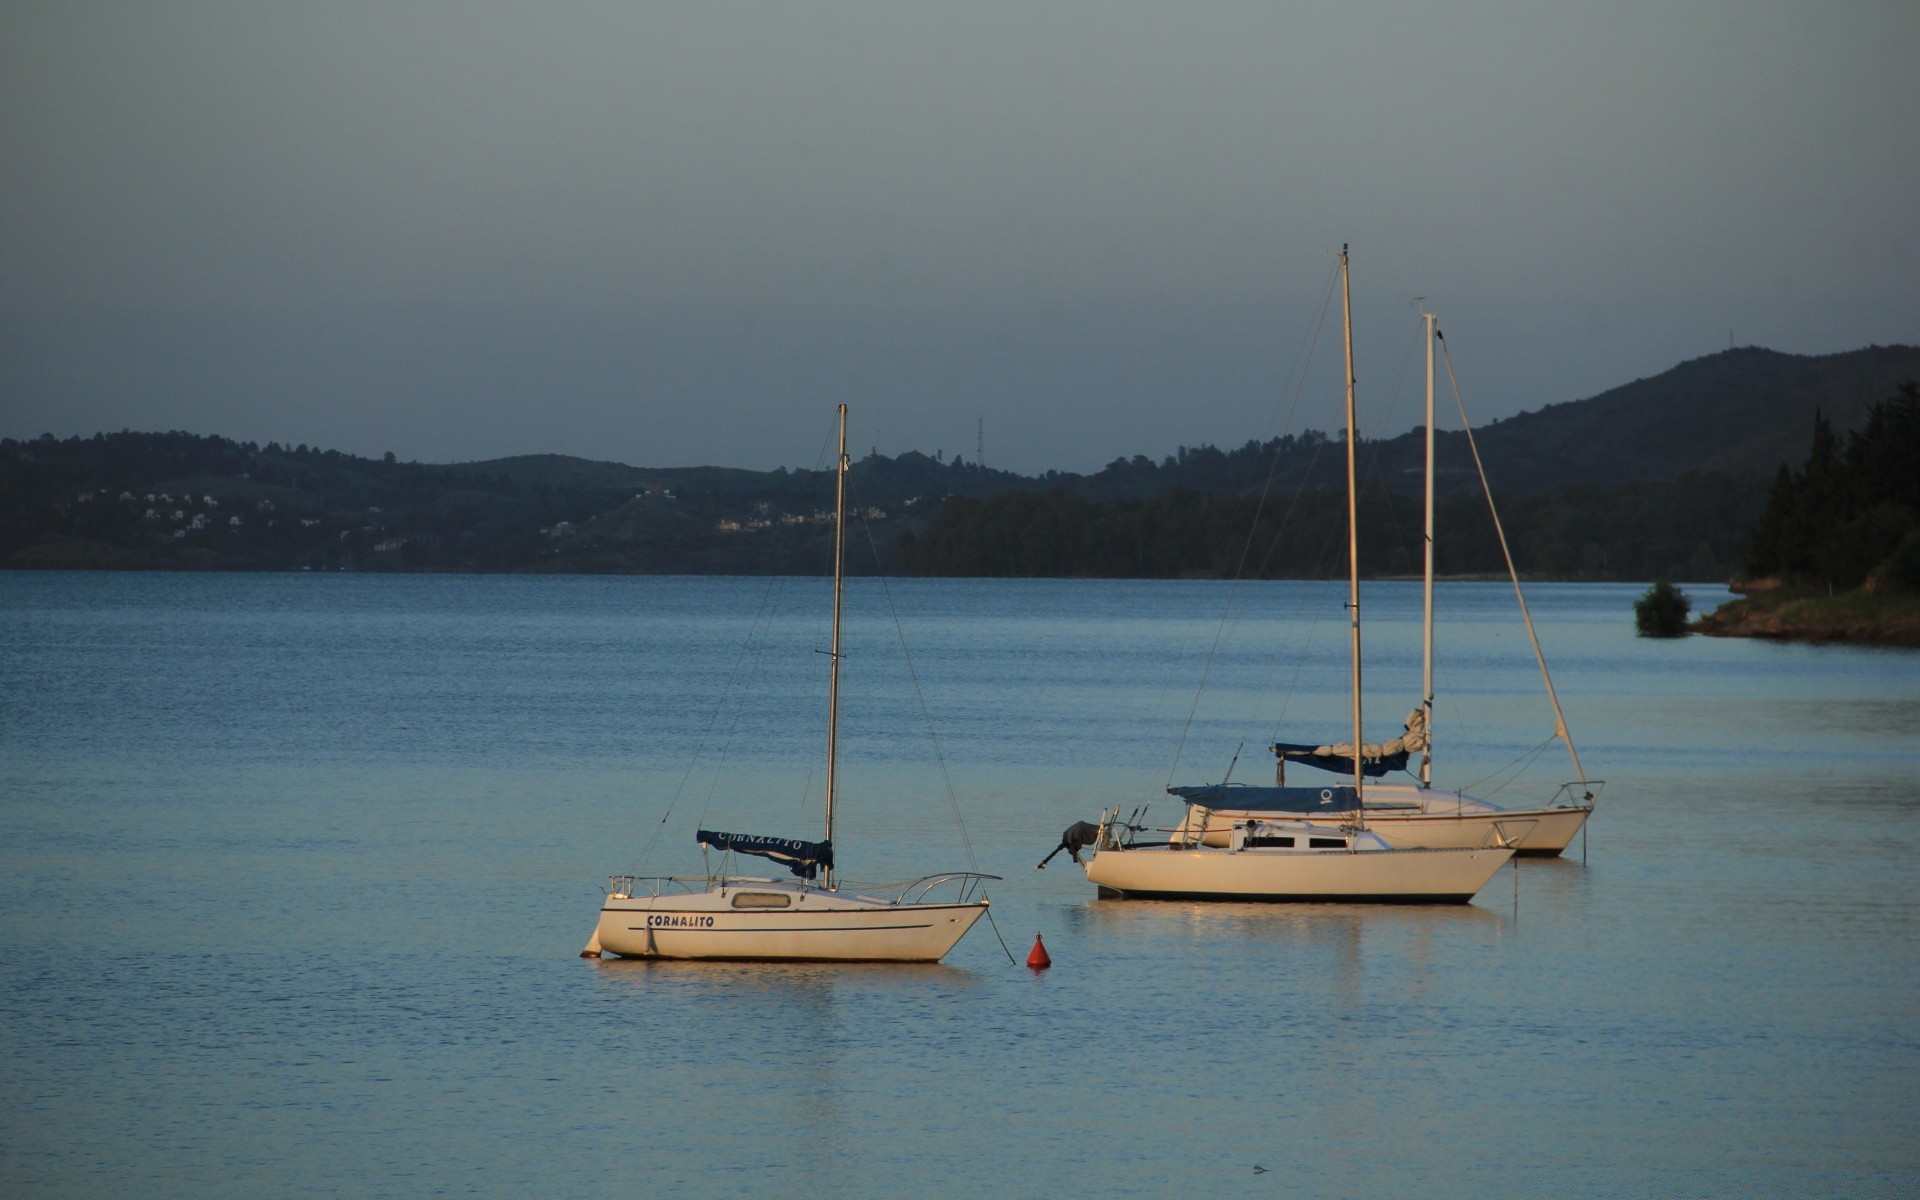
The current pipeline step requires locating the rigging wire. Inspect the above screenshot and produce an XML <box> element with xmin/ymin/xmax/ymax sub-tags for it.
<box><xmin>1247</xmin><ymin>314</ymin><xmax>1425</xmax><ymax>752</ymax></box>
<box><xmin>634</xmin><ymin>568</ymin><xmax>785</xmax><ymax>872</ymax></box>
<box><xmin>846</xmin><ymin>475</ymin><xmax>1016</xmax><ymax>966</ymax></box>
<box><xmin>1162</xmin><ymin>258</ymin><xmax>1340</xmax><ymax>790</ymax></box>
<box><xmin>847</xmin><ymin>472</ymin><xmax>982</xmax><ymax>877</ymax></box>
<box><xmin>642</xmin><ymin>413</ymin><xmax>841</xmax><ymax>869</ymax></box>
<box><xmin>1171</xmin><ymin>290</ymin><xmax>1423</xmax><ymax>785</ymax></box>
<box><xmin>1438</xmin><ymin>330</ymin><xmax>1587</xmax><ymax>784</ymax></box>
<box><xmin>1456</xmin><ymin>733</ymin><xmax>1556</xmax><ymax>798</ymax></box>
<box><xmin>691</xmin><ymin>414</ymin><xmax>845</xmax><ymax>837</ymax></box>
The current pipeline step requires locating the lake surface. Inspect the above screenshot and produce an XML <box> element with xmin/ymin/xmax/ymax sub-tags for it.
<box><xmin>2</xmin><ymin>572</ymin><xmax>1916</xmax><ymax>1198</ymax></box>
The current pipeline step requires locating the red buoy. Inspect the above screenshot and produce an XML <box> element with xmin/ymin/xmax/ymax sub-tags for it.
<box><xmin>1026</xmin><ymin>933</ymin><xmax>1052</xmax><ymax>970</ymax></box>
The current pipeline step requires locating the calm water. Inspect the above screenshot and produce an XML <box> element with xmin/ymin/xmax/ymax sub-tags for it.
<box><xmin>2</xmin><ymin>572</ymin><xmax>1915</xmax><ymax>1198</ymax></box>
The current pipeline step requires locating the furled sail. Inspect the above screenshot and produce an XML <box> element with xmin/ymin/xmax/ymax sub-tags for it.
<box><xmin>696</xmin><ymin>830</ymin><xmax>835</xmax><ymax>880</ymax></box>
<box><xmin>1271</xmin><ymin>706</ymin><xmax>1429</xmax><ymax>778</ymax></box>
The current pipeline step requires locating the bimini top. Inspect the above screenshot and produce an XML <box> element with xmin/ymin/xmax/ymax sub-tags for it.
<box><xmin>1166</xmin><ymin>784</ymin><xmax>1360</xmax><ymax>813</ymax></box>
<box><xmin>697</xmin><ymin>830</ymin><xmax>834</xmax><ymax>880</ymax></box>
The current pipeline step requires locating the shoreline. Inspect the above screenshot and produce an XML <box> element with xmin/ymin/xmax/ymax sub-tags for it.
<box><xmin>1692</xmin><ymin>588</ymin><xmax>1920</xmax><ymax>647</ymax></box>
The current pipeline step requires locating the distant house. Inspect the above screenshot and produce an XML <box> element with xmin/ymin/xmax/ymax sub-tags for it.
<box><xmin>228</xmin><ymin>515</ymin><xmax>243</xmax><ymax>528</ymax></box>
<box><xmin>715</xmin><ymin>519</ymin><xmax>742</xmax><ymax>532</ymax></box>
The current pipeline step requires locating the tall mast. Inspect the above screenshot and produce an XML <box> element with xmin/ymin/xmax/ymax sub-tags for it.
<box><xmin>1340</xmin><ymin>247</ymin><xmax>1364</xmax><ymax>823</ymax></box>
<box><xmin>1421</xmin><ymin>310</ymin><xmax>1436</xmax><ymax>788</ymax></box>
<box><xmin>823</xmin><ymin>403</ymin><xmax>848</xmax><ymax>888</ymax></box>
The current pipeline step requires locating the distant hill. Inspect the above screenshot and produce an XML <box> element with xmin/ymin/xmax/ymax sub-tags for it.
<box><xmin>1399</xmin><ymin>344</ymin><xmax>1920</xmax><ymax>494</ymax></box>
<box><xmin>1108</xmin><ymin>344</ymin><xmax>1920</xmax><ymax>499</ymax></box>
<box><xmin>3</xmin><ymin>344</ymin><xmax>1914</xmax><ymax>578</ymax></box>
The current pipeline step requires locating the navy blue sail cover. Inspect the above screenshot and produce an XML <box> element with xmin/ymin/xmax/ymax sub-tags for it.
<box><xmin>697</xmin><ymin>830</ymin><xmax>834</xmax><ymax>879</ymax></box>
<box><xmin>1270</xmin><ymin>742</ymin><xmax>1410</xmax><ymax>778</ymax></box>
<box><xmin>1167</xmin><ymin>784</ymin><xmax>1361</xmax><ymax>813</ymax></box>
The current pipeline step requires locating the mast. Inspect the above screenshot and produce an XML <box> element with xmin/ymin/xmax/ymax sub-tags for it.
<box><xmin>823</xmin><ymin>403</ymin><xmax>848</xmax><ymax>888</ymax></box>
<box><xmin>1340</xmin><ymin>247</ymin><xmax>1365</xmax><ymax>824</ymax></box>
<box><xmin>1421</xmin><ymin>310</ymin><xmax>1436</xmax><ymax>788</ymax></box>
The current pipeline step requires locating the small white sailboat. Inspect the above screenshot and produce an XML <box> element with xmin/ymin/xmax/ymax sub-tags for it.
<box><xmin>1083</xmin><ymin>248</ymin><xmax>1514</xmax><ymax>904</ymax></box>
<box><xmin>1168</xmin><ymin>311</ymin><xmax>1598</xmax><ymax>856</ymax></box>
<box><xmin>586</xmin><ymin>405</ymin><xmax>996</xmax><ymax>962</ymax></box>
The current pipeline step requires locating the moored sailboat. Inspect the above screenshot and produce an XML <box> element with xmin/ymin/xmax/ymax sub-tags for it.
<box><xmin>1167</xmin><ymin>312</ymin><xmax>1599</xmax><ymax>856</ymax></box>
<box><xmin>1082</xmin><ymin>248</ymin><xmax>1513</xmax><ymax>904</ymax></box>
<box><xmin>585</xmin><ymin>406</ymin><xmax>996</xmax><ymax>961</ymax></box>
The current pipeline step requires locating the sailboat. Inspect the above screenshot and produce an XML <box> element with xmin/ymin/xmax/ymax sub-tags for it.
<box><xmin>584</xmin><ymin>405</ymin><xmax>997</xmax><ymax>961</ymax></box>
<box><xmin>1082</xmin><ymin>248</ymin><xmax>1514</xmax><ymax>903</ymax></box>
<box><xmin>1163</xmin><ymin>312</ymin><xmax>1599</xmax><ymax>856</ymax></box>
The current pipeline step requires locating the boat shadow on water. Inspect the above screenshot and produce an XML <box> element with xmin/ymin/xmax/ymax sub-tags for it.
<box><xmin>1065</xmin><ymin>894</ymin><xmax>1508</xmax><ymax>943</ymax></box>
<box><xmin>585</xmin><ymin>956</ymin><xmax>984</xmax><ymax>994</ymax></box>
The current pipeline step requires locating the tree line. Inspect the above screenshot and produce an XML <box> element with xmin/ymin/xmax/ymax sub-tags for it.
<box><xmin>1744</xmin><ymin>382</ymin><xmax>1920</xmax><ymax>592</ymax></box>
<box><xmin>896</xmin><ymin>471</ymin><xmax>1768</xmax><ymax>582</ymax></box>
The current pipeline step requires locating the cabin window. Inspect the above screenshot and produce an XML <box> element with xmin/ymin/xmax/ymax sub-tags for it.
<box><xmin>731</xmin><ymin>892</ymin><xmax>792</xmax><ymax>909</ymax></box>
<box><xmin>1248</xmin><ymin>836</ymin><xmax>1295</xmax><ymax>848</ymax></box>
<box><xmin>1308</xmin><ymin>837</ymin><xmax>1346</xmax><ymax>849</ymax></box>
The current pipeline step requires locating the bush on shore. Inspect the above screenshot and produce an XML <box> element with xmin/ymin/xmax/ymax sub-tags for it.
<box><xmin>1635</xmin><ymin>580</ymin><xmax>1692</xmax><ymax>637</ymax></box>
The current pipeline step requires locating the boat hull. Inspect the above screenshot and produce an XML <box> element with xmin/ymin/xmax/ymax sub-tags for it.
<box><xmin>1084</xmin><ymin>843</ymin><xmax>1512</xmax><ymax>904</ymax></box>
<box><xmin>1178</xmin><ymin>787</ymin><xmax>1593</xmax><ymax>856</ymax></box>
<box><xmin>596</xmin><ymin>892</ymin><xmax>988</xmax><ymax>962</ymax></box>
<box><xmin>1184</xmin><ymin>807</ymin><xmax>1590</xmax><ymax>855</ymax></box>
<box><xmin>1353</xmin><ymin>806</ymin><xmax>1589</xmax><ymax>855</ymax></box>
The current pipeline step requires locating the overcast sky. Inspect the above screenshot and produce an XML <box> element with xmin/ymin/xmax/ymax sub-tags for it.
<box><xmin>3</xmin><ymin>3</ymin><xmax>1916</xmax><ymax>473</ymax></box>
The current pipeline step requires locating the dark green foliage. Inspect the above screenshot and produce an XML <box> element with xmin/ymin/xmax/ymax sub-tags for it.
<box><xmin>1634</xmin><ymin>580</ymin><xmax>1692</xmax><ymax>637</ymax></box>
<box><xmin>899</xmin><ymin>472</ymin><xmax>1767</xmax><ymax>581</ymax></box>
<box><xmin>7</xmin><ymin>355</ymin><xmax>1913</xmax><ymax>579</ymax></box>
<box><xmin>1745</xmin><ymin>382</ymin><xmax>1920</xmax><ymax>590</ymax></box>
<box><xmin>1871</xmin><ymin>530</ymin><xmax>1920</xmax><ymax>594</ymax></box>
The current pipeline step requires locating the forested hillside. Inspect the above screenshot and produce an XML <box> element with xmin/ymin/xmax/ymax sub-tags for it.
<box><xmin>3</xmin><ymin>345</ymin><xmax>1911</xmax><ymax>580</ymax></box>
<box><xmin>896</xmin><ymin>473</ymin><xmax>1769</xmax><ymax>581</ymax></box>
<box><xmin>1743</xmin><ymin>382</ymin><xmax>1920</xmax><ymax>591</ymax></box>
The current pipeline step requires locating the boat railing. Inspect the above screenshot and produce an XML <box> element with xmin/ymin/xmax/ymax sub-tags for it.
<box><xmin>1550</xmin><ymin>780</ymin><xmax>1604</xmax><ymax>809</ymax></box>
<box><xmin>1095</xmin><ymin>805</ymin><xmax>1161</xmax><ymax>849</ymax></box>
<box><xmin>883</xmin><ymin>872</ymin><xmax>1002</xmax><ymax>906</ymax></box>
<box><xmin>605</xmin><ymin>875</ymin><xmax>718</xmax><ymax>900</ymax></box>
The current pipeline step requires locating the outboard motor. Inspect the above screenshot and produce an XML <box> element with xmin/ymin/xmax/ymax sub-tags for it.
<box><xmin>1037</xmin><ymin>821</ymin><xmax>1102</xmax><ymax>869</ymax></box>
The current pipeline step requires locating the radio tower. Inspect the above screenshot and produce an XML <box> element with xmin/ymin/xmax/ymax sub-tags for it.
<box><xmin>977</xmin><ymin>418</ymin><xmax>984</xmax><ymax>469</ymax></box>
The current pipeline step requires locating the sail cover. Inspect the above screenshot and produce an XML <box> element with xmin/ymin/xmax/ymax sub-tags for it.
<box><xmin>697</xmin><ymin>830</ymin><xmax>834</xmax><ymax>879</ymax></box>
<box><xmin>1167</xmin><ymin>784</ymin><xmax>1360</xmax><ymax>813</ymax></box>
<box><xmin>1271</xmin><ymin>706</ymin><xmax>1428</xmax><ymax>778</ymax></box>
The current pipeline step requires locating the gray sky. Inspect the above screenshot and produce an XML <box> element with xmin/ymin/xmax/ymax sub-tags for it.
<box><xmin>3</xmin><ymin>3</ymin><xmax>1916</xmax><ymax>473</ymax></box>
